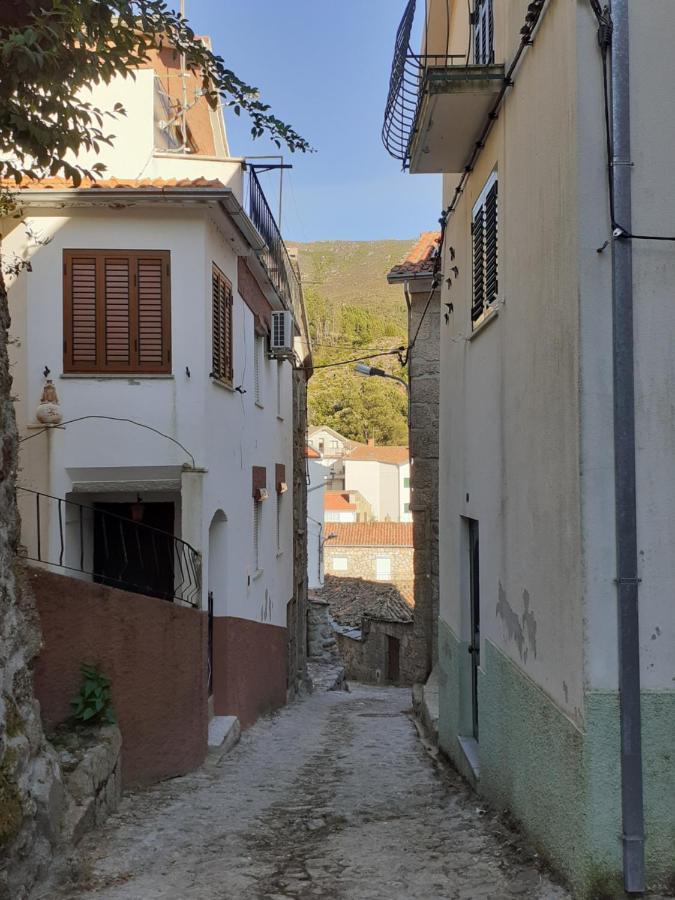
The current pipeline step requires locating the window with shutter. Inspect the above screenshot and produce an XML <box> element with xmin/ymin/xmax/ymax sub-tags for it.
<box><xmin>211</xmin><ymin>263</ymin><xmax>233</xmax><ymax>384</ymax></box>
<box><xmin>474</xmin><ymin>0</ymin><xmax>494</xmax><ymax>65</ymax></box>
<box><xmin>63</xmin><ymin>250</ymin><xmax>171</xmax><ymax>374</ymax></box>
<box><xmin>471</xmin><ymin>173</ymin><xmax>499</xmax><ymax>329</ymax></box>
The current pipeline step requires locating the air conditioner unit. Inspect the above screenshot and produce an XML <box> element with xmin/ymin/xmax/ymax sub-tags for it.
<box><xmin>270</xmin><ymin>310</ymin><xmax>294</xmax><ymax>357</ymax></box>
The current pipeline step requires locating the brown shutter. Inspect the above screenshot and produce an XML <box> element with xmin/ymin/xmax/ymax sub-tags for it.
<box><xmin>65</xmin><ymin>255</ymin><xmax>98</xmax><ymax>371</ymax></box>
<box><xmin>211</xmin><ymin>264</ymin><xmax>233</xmax><ymax>384</ymax></box>
<box><xmin>64</xmin><ymin>250</ymin><xmax>170</xmax><ymax>374</ymax></box>
<box><xmin>104</xmin><ymin>256</ymin><xmax>131</xmax><ymax>368</ymax></box>
<box><xmin>136</xmin><ymin>255</ymin><xmax>170</xmax><ymax>372</ymax></box>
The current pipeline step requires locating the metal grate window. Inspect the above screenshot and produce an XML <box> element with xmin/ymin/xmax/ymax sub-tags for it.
<box><xmin>471</xmin><ymin>172</ymin><xmax>499</xmax><ymax>328</ymax></box>
<box><xmin>474</xmin><ymin>0</ymin><xmax>495</xmax><ymax>65</ymax></box>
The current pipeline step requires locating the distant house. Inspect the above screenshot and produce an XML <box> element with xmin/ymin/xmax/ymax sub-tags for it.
<box><xmin>307</xmin><ymin>425</ymin><xmax>362</xmax><ymax>490</ymax></box>
<box><xmin>324</xmin><ymin>490</ymin><xmax>373</xmax><ymax>524</ymax></box>
<box><xmin>344</xmin><ymin>441</ymin><xmax>411</xmax><ymax>522</ymax></box>
<box><xmin>306</xmin><ymin>447</ymin><xmax>326</xmax><ymax>590</ymax></box>
<box><xmin>323</xmin><ymin>522</ymin><xmax>413</xmax><ymax>588</ymax></box>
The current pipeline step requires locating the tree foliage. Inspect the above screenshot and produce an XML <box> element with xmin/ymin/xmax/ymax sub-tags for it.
<box><xmin>0</xmin><ymin>0</ymin><xmax>311</xmax><ymax>187</ymax></box>
<box><xmin>305</xmin><ymin>286</ymin><xmax>409</xmax><ymax>446</ymax></box>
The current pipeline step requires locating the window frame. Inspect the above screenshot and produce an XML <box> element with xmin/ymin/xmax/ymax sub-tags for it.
<box><xmin>63</xmin><ymin>249</ymin><xmax>171</xmax><ymax>375</ymax></box>
<box><xmin>211</xmin><ymin>263</ymin><xmax>233</xmax><ymax>386</ymax></box>
<box><xmin>471</xmin><ymin>171</ymin><xmax>499</xmax><ymax>329</ymax></box>
<box><xmin>332</xmin><ymin>556</ymin><xmax>348</xmax><ymax>572</ymax></box>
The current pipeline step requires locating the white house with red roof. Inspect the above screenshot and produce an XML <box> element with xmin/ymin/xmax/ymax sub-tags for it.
<box><xmin>343</xmin><ymin>440</ymin><xmax>411</xmax><ymax>522</ymax></box>
<box><xmin>4</xmin><ymin>46</ymin><xmax>311</xmax><ymax>735</ymax></box>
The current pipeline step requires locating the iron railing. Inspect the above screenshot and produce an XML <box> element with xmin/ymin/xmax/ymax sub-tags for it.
<box><xmin>382</xmin><ymin>0</ymin><xmax>473</xmax><ymax>167</ymax></box>
<box><xmin>247</xmin><ymin>168</ymin><xmax>301</xmax><ymax>318</ymax></box>
<box><xmin>17</xmin><ymin>487</ymin><xmax>201</xmax><ymax>607</ymax></box>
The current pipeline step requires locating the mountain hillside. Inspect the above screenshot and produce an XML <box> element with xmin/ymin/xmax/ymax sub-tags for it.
<box><xmin>294</xmin><ymin>239</ymin><xmax>417</xmax><ymax>446</ymax></box>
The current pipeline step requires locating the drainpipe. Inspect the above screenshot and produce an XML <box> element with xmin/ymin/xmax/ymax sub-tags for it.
<box><xmin>610</xmin><ymin>0</ymin><xmax>645</xmax><ymax>891</ymax></box>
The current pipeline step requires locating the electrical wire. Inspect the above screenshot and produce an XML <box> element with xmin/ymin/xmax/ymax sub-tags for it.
<box><xmin>309</xmin><ymin>350</ymin><xmax>403</xmax><ymax>371</ymax></box>
<box><xmin>19</xmin><ymin>416</ymin><xmax>196</xmax><ymax>468</ymax></box>
<box><xmin>593</xmin><ymin>2</ymin><xmax>675</xmax><ymax>245</ymax></box>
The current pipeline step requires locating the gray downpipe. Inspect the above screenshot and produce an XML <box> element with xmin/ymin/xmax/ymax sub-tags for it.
<box><xmin>610</xmin><ymin>0</ymin><xmax>645</xmax><ymax>891</ymax></box>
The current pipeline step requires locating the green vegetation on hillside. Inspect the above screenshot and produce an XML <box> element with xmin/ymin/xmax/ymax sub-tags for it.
<box><xmin>297</xmin><ymin>240</ymin><xmax>415</xmax><ymax>446</ymax></box>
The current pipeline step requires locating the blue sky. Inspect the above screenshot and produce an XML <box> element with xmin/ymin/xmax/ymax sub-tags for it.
<box><xmin>181</xmin><ymin>0</ymin><xmax>440</xmax><ymax>242</ymax></box>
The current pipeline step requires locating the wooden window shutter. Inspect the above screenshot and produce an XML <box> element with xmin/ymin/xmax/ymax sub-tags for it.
<box><xmin>211</xmin><ymin>263</ymin><xmax>233</xmax><ymax>384</ymax></box>
<box><xmin>471</xmin><ymin>208</ymin><xmax>485</xmax><ymax>325</ymax></box>
<box><xmin>64</xmin><ymin>250</ymin><xmax>170</xmax><ymax>374</ymax></box>
<box><xmin>484</xmin><ymin>180</ymin><xmax>499</xmax><ymax>307</ymax></box>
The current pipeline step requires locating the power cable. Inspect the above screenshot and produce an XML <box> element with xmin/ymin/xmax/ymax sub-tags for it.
<box><xmin>18</xmin><ymin>415</ymin><xmax>196</xmax><ymax>468</ymax></box>
<box><xmin>308</xmin><ymin>350</ymin><xmax>403</xmax><ymax>371</ymax></box>
<box><xmin>592</xmin><ymin>2</ymin><xmax>675</xmax><ymax>247</ymax></box>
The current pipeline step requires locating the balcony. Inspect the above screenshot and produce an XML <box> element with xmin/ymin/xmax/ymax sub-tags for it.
<box><xmin>382</xmin><ymin>0</ymin><xmax>504</xmax><ymax>174</ymax></box>
<box><xmin>247</xmin><ymin>168</ymin><xmax>302</xmax><ymax>320</ymax></box>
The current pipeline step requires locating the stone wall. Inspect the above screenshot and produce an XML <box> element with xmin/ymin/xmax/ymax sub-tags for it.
<box><xmin>290</xmin><ymin>366</ymin><xmax>310</xmax><ymax>698</ymax></box>
<box><xmin>307</xmin><ymin>598</ymin><xmax>339</xmax><ymax>662</ymax></box>
<box><xmin>336</xmin><ymin>619</ymin><xmax>416</xmax><ymax>685</ymax></box>
<box><xmin>324</xmin><ymin>545</ymin><xmax>414</xmax><ymax>588</ymax></box>
<box><xmin>408</xmin><ymin>284</ymin><xmax>440</xmax><ymax>681</ymax></box>
<box><xmin>0</xmin><ymin>277</ymin><xmax>64</xmax><ymax>899</ymax></box>
<box><xmin>30</xmin><ymin>568</ymin><xmax>208</xmax><ymax>788</ymax></box>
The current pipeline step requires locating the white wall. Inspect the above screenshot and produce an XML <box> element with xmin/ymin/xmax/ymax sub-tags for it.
<box><xmin>307</xmin><ymin>459</ymin><xmax>326</xmax><ymax>589</ymax></box>
<box><xmin>344</xmin><ymin>460</ymin><xmax>403</xmax><ymax>522</ymax></box>
<box><xmin>399</xmin><ymin>463</ymin><xmax>411</xmax><ymax>521</ymax></box>
<box><xmin>8</xmin><ymin>203</ymin><xmax>295</xmax><ymax>628</ymax></box>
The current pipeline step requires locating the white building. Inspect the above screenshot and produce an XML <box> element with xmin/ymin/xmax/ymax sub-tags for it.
<box><xmin>306</xmin><ymin>447</ymin><xmax>326</xmax><ymax>590</ymax></box>
<box><xmin>343</xmin><ymin>442</ymin><xmax>411</xmax><ymax>522</ymax></box>
<box><xmin>5</xmin><ymin>51</ymin><xmax>310</xmax><ymax>729</ymax></box>
<box><xmin>307</xmin><ymin>425</ymin><xmax>362</xmax><ymax>490</ymax></box>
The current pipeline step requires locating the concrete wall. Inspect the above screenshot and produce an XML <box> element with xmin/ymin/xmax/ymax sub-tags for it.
<box><xmin>432</xmin><ymin>0</ymin><xmax>675</xmax><ymax>892</ymax></box>
<box><xmin>30</xmin><ymin>567</ymin><xmax>207</xmax><ymax>788</ymax></box>
<box><xmin>324</xmin><ymin>545</ymin><xmax>413</xmax><ymax>588</ymax></box>
<box><xmin>343</xmin><ymin>460</ymin><xmax>404</xmax><ymax>522</ymax></box>
<box><xmin>307</xmin><ymin>460</ymin><xmax>326</xmax><ymax>590</ymax></box>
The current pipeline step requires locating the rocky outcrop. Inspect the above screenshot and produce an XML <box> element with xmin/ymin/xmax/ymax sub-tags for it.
<box><xmin>0</xmin><ymin>278</ymin><xmax>64</xmax><ymax>899</ymax></box>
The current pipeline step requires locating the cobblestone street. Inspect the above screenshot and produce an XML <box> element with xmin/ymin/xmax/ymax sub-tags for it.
<box><xmin>42</xmin><ymin>684</ymin><xmax>571</xmax><ymax>900</ymax></box>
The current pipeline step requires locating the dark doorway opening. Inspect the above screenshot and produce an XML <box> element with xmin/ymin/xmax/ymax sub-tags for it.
<box><xmin>93</xmin><ymin>501</ymin><xmax>175</xmax><ymax>600</ymax></box>
<box><xmin>387</xmin><ymin>635</ymin><xmax>401</xmax><ymax>683</ymax></box>
<box><xmin>467</xmin><ymin>518</ymin><xmax>480</xmax><ymax>740</ymax></box>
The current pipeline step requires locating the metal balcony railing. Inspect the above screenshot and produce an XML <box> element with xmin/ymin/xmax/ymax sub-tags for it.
<box><xmin>382</xmin><ymin>0</ymin><xmax>472</xmax><ymax>168</ymax></box>
<box><xmin>247</xmin><ymin>168</ymin><xmax>301</xmax><ymax>319</ymax></box>
<box><xmin>17</xmin><ymin>487</ymin><xmax>201</xmax><ymax>607</ymax></box>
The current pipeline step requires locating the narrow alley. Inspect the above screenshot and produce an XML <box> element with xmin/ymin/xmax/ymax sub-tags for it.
<box><xmin>42</xmin><ymin>685</ymin><xmax>570</xmax><ymax>900</ymax></box>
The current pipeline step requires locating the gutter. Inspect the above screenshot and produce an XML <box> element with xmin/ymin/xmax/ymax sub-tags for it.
<box><xmin>609</xmin><ymin>0</ymin><xmax>645</xmax><ymax>891</ymax></box>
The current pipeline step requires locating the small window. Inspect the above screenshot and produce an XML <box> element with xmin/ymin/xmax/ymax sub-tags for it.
<box><xmin>211</xmin><ymin>264</ymin><xmax>233</xmax><ymax>384</ymax></box>
<box><xmin>63</xmin><ymin>250</ymin><xmax>171</xmax><ymax>374</ymax></box>
<box><xmin>474</xmin><ymin>0</ymin><xmax>494</xmax><ymax>65</ymax></box>
<box><xmin>471</xmin><ymin>172</ymin><xmax>499</xmax><ymax>328</ymax></box>
<box><xmin>376</xmin><ymin>556</ymin><xmax>392</xmax><ymax>580</ymax></box>
<box><xmin>403</xmin><ymin>477</ymin><xmax>410</xmax><ymax>488</ymax></box>
<box><xmin>332</xmin><ymin>556</ymin><xmax>348</xmax><ymax>572</ymax></box>
<box><xmin>253</xmin><ymin>500</ymin><xmax>262</xmax><ymax>571</ymax></box>
<box><xmin>254</xmin><ymin>335</ymin><xmax>263</xmax><ymax>405</ymax></box>
<box><xmin>325</xmin><ymin>511</ymin><xmax>340</xmax><ymax>523</ymax></box>
<box><xmin>403</xmin><ymin>503</ymin><xmax>411</xmax><ymax>514</ymax></box>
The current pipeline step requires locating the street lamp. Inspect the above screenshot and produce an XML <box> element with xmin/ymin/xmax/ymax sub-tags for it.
<box><xmin>354</xmin><ymin>363</ymin><xmax>409</xmax><ymax>395</ymax></box>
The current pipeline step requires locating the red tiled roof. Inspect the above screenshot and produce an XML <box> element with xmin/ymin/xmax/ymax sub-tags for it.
<box><xmin>305</xmin><ymin>446</ymin><xmax>321</xmax><ymax>459</ymax></box>
<box><xmin>347</xmin><ymin>445</ymin><xmax>409</xmax><ymax>465</ymax></box>
<box><xmin>6</xmin><ymin>176</ymin><xmax>226</xmax><ymax>192</ymax></box>
<box><xmin>324</xmin><ymin>492</ymin><xmax>357</xmax><ymax>512</ymax></box>
<box><xmin>388</xmin><ymin>231</ymin><xmax>441</xmax><ymax>279</ymax></box>
<box><xmin>329</xmin><ymin>523</ymin><xmax>413</xmax><ymax>547</ymax></box>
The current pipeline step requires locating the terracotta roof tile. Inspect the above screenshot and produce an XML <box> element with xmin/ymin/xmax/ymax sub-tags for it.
<box><xmin>324</xmin><ymin>492</ymin><xmax>357</xmax><ymax>512</ymax></box>
<box><xmin>6</xmin><ymin>176</ymin><xmax>226</xmax><ymax>191</ymax></box>
<box><xmin>320</xmin><ymin>576</ymin><xmax>414</xmax><ymax>626</ymax></box>
<box><xmin>329</xmin><ymin>522</ymin><xmax>413</xmax><ymax>547</ymax></box>
<box><xmin>388</xmin><ymin>231</ymin><xmax>441</xmax><ymax>279</ymax></box>
<box><xmin>346</xmin><ymin>445</ymin><xmax>409</xmax><ymax>465</ymax></box>
<box><xmin>305</xmin><ymin>446</ymin><xmax>321</xmax><ymax>459</ymax></box>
